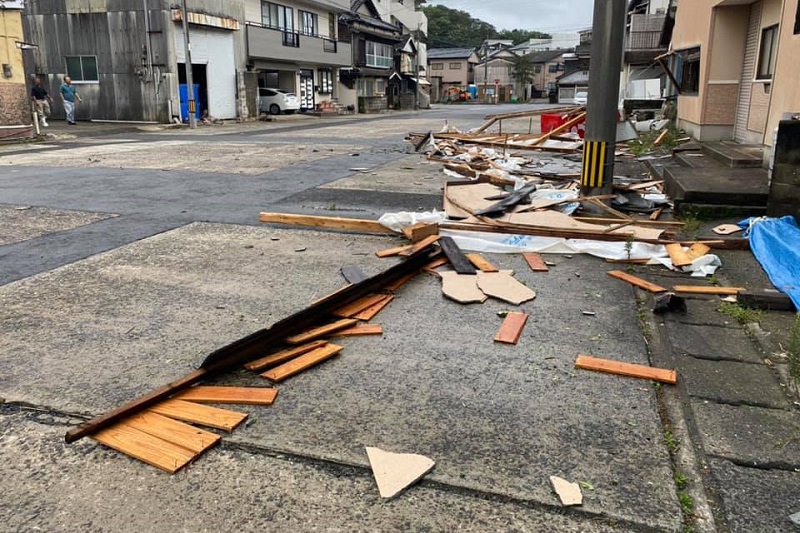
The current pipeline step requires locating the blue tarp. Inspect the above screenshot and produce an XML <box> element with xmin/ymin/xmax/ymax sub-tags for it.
<box><xmin>739</xmin><ymin>216</ymin><xmax>800</xmax><ymax>311</ymax></box>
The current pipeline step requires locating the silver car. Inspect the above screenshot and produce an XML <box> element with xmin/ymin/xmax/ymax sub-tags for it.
<box><xmin>259</xmin><ymin>88</ymin><xmax>301</xmax><ymax>115</ymax></box>
<box><xmin>573</xmin><ymin>91</ymin><xmax>588</xmax><ymax>105</ymax></box>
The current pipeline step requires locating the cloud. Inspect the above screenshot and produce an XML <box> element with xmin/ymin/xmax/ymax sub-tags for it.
<box><xmin>425</xmin><ymin>0</ymin><xmax>594</xmax><ymax>32</ymax></box>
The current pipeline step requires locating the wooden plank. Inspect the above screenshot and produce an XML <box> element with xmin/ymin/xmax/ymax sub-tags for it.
<box><xmin>259</xmin><ymin>213</ymin><xmax>394</xmax><ymax>234</ymax></box>
<box><xmin>653</xmin><ymin>130</ymin><xmax>669</xmax><ymax>147</ymax></box>
<box><xmin>385</xmin><ymin>271</ymin><xmax>418</xmax><ymax>292</ymax></box>
<box><xmin>665</xmin><ymin>243</ymin><xmax>692</xmax><ymax>267</ymax></box>
<box><xmin>422</xmin><ymin>256</ymin><xmax>450</xmax><ymax>271</ymax></box>
<box><xmin>92</xmin><ymin>422</ymin><xmax>198</xmax><ymax>474</ymax></box>
<box><xmin>494</xmin><ymin>312</ymin><xmax>529</xmax><ymax>344</ymax></box>
<box><xmin>244</xmin><ymin>340</ymin><xmax>328</xmax><ymax>372</ymax></box>
<box><xmin>149</xmin><ymin>399</ymin><xmax>247</xmax><ymax>432</ymax></box>
<box><xmin>402</xmin><ymin>222</ymin><xmax>439</xmax><ymax>243</ymax></box>
<box><xmin>331</xmin><ymin>324</ymin><xmax>384</xmax><ymax>337</ymax></box>
<box><xmin>687</xmin><ymin>243</ymin><xmax>711</xmax><ymax>260</ymax></box>
<box><xmin>286</xmin><ymin>318</ymin><xmax>359</xmax><ymax>344</ymax></box>
<box><xmin>124</xmin><ymin>411</ymin><xmax>221</xmax><ymax>454</ymax></box>
<box><xmin>398</xmin><ymin>235</ymin><xmax>440</xmax><ymax>257</ymax></box>
<box><xmin>522</xmin><ymin>252</ymin><xmax>549</xmax><ymax>272</ymax></box>
<box><xmin>261</xmin><ymin>343</ymin><xmax>343</xmax><ymax>383</ymax></box>
<box><xmin>466</xmin><ymin>253</ymin><xmax>499</xmax><ymax>272</ymax></box>
<box><xmin>333</xmin><ymin>294</ymin><xmax>388</xmax><ymax>318</ymax></box>
<box><xmin>438</xmin><ymin>236</ymin><xmax>477</xmax><ymax>274</ymax></box>
<box><xmin>607</xmin><ymin>270</ymin><xmax>667</xmax><ymax>293</ymax></box>
<box><xmin>673</xmin><ymin>285</ymin><xmax>745</xmax><ymax>295</ymax></box>
<box><xmin>575</xmin><ymin>354</ymin><xmax>677</xmax><ymax>385</ymax></box>
<box><xmin>173</xmin><ymin>386</ymin><xmax>278</xmax><ymax>406</ymax></box>
<box><xmin>376</xmin><ymin>244</ymin><xmax>413</xmax><ymax>258</ymax></box>
<box><xmin>649</xmin><ymin>207</ymin><xmax>664</xmax><ymax>221</ymax></box>
<box><xmin>353</xmin><ymin>294</ymin><xmax>394</xmax><ymax>321</ymax></box>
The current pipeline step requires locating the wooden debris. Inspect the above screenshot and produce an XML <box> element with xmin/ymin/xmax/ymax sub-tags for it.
<box><xmin>649</xmin><ymin>207</ymin><xmax>664</xmax><ymax>221</ymax></box>
<box><xmin>259</xmin><ymin>213</ymin><xmax>394</xmax><ymax>234</ymax></box>
<box><xmin>438</xmin><ymin>236</ymin><xmax>477</xmax><ymax>275</ymax></box>
<box><xmin>402</xmin><ymin>222</ymin><xmax>439</xmax><ymax>243</ymax></box>
<box><xmin>365</xmin><ymin>446</ymin><xmax>435</xmax><ymax>499</ymax></box>
<box><xmin>494</xmin><ymin>312</ymin><xmax>529</xmax><ymax>345</ymax></box>
<box><xmin>665</xmin><ymin>243</ymin><xmax>692</xmax><ymax>267</ymax></box>
<box><xmin>92</xmin><ymin>422</ymin><xmax>199</xmax><ymax>474</ymax></box>
<box><xmin>123</xmin><ymin>411</ymin><xmax>221</xmax><ymax>454</ymax></box>
<box><xmin>687</xmin><ymin>243</ymin><xmax>711</xmax><ymax>260</ymax></box>
<box><xmin>244</xmin><ymin>340</ymin><xmax>328</xmax><ymax>372</ymax></box>
<box><xmin>173</xmin><ymin>386</ymin><xmax>278</xmax><ymax>406</ymax></box>
<box><xmin>607</xmin><ymin>270</ymin><xmax>667</xmax><ymax>293</ymax></box>
<box><xmin>286</xmin><ymin>318</ymin><xmax>358</xmax><ymax>344</ymax></box>
<box><xmin>712</xmin><ymin>224</ymin><xmax>743</xmax><ymax>236</ymax></box>
<box><xmin>550</xmin><ymin>476</ymin><xmax>583</xmax><ymax>506</ymax></box>
<box><xmin>331</xmin><ymin>323</ymin><xmax>384</xmax><ymax>337</ymax></box>
<box><xmin>440</xmin><ymin>271</ymin><xmax>487</xmax><ymax>304</ymax></box>
<box><xmin>261</xmin><ymin>343</ymin><xmax>343</xmax><ymax>382</ymax></box>
<box><xmin>334</xmin><ymin>294</ymin><xmax>389</xmax><ymax>318</ymax></box>
<box><xmin>149</xmin><ymin>399</ymin><xmax>248</xmax><ymax>432</ymax></box>
<box><xmin>466</xmin><ymin>253</ymin><xmax>499</xmax><ymax>272</ymax></box>
<box><xmin>673</xmin><ymin>285</ymin><xmax>745</xmax><ymax>295</ymax></box>
<box><xmin>385</xmin><ymin>271</ymin><xmax>417</xmax><ymax>292</ymax></box>
<box><xmin>398</xmin><ymin>235</ymin><xmax>440</xmax><ymax>256</ymax></box>
<box><xmin>340</xmin><ymin>265</ymin><xmax>368</xmax><ymax>284</ymax></box>
<box><xmin>575</xmin><ymin>354</ymin><xmax>677</xmax><ymax>385</ymax></box>
<box><xmin>352</xmin><ymin>294</ymin><xmax>394</xmax><ymax>320</ymax></box>
<box><xmin>376</xmin><ymin>244</ymin><xmax>413</xmax><ymax>258</ymax></box>
<box><xmin>652</xmin><ymin>129</ymin><xmax>669</xmax><ymax>147</ymax></box>
<box><xmin>476</xmin><ymin>270</ymin><xmax>536</xmax><ymax>305</ymax></box>
<box><xmin>522</xmin><ymin>252</ymin><xmax>549</xmax><ymax>272</ymax></box>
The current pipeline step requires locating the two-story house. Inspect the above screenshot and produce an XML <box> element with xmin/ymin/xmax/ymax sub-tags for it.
<box><xmin>526</xmin><ymin>50</ymin><xmax>568</xmax><ymax>98</ymax></box>
<box><xmin>0</xmin><ymin>0</ymin><xmax>32</xmax><ymax>139</ymax></box>
<box><xmin>427</xmin><ymin>47</ymin><xmax>480</xmax><ymax>102</ymax></box>
<box><xmin>622</xmin><ymin>0</ymin><xmax>675</xmax><ymax>102</ymax></box>
<box><xmin>474</xmin><ymin>48</ymin><xmax>517</xmax><ymax>103</ymax></box>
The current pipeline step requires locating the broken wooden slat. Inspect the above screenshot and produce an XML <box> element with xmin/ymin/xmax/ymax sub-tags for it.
<box><xmin>333</xmin><ymin>294</ymin><xmax>389</xmax><ymax>318</ymax></box>
<box><xmin>123</xmin><ymin>411</ymin><xmax>221</xmax><ymax>454</ymax></box>
<box><xmin>261</xmin><ymin>343</ymin><xmax>343</xmax><ymax>382</ymax></box>
<box><xmin>173</xmin><ymin>386</ymin><xmax>278</xmax><ymax>406</ymax></box>
<box><xmin>438</xmin><ymin>236</ymin><xmax>476</xmax><ymax>274</ymax></box>
<box><xmin>398</xmin><ymin>235</ymin><xmax>440</xmax><ymax>257</ymax></box>
<box><xmin>259</xmin><ymin>213</ymin><xmax>394</xmax><ymax>234</ymax></box>
<box><xmin>92</xmin><ymin>422</ymin><xmax>198</xmax><ymax>474</ymax></box>
<box><xmin>575</xmin><ymin>354</ymin><xmax>677</xmax><ymax>385</ymax></box>
<box><xmin>286</xmin><ymin>318</ymin><xmax>359</xmax><ymax>344</ymax></box>
<box><xmin>244</xmin><ymin>340</ymin><xmax>328</xmax><ymax>372</ymax></box>
<box><xmin>494</xmin><ymin>312</ymin><xmax>529</xmax><ymax>344</ymax></box>
<box><xmin>149</xmin><ymin>399</ymin><xmax>248</xmax><ymax>432</ymax></box>
<box><xmin>385</xmin><ymin>271</ymin><xmax>417</xmax><ymax>292</ymax></box>
<box><xmin>607</xmin><ymin>270</ymin><xmax>667</xmax><ymax>293</ymax></box>
<box><xmin>476</xmin><ymin>270</ymin><xmax>536</xmax><ymax>305</ymax></box>
<box><xmin>466</xmin><ymin>253</ymin><xmax>499</xmax><ymax>272</ymax></box>
<box><xmin>423</xmin><ymin>257</ymin><xmax>449</xmax><ymax>271</ymax></box>
<box><xmin>522</xmin><ymin>252</ymin><xmax>549</xmax><ymax>272</ymax></box>
<box><xmin>376</xmin><ymin>244</ymin><xmax>413</xmax><ymax>258</ymax></box>
<box><xmin>665</xmin><ymin>243</ymin><xmax>692</xmax><ymax>267</ymax></box>
<box><xmin>402</xmin><ymin>222</ymin><xmax>439</xmax><ymax>243</ymax></box>
<box><xmin>353</xmin><ymin>294</ymin><xmax>394</xmax><ymax>321</ymax></box>
<box><xmin>331</xmin><ymin>323</ymin><xmax>384</xmax><ymax>337</ymax></box>
<box><xmin>673</xmin><ymin>285</ymin><xmax>745</xmax><ymax>295</ymax></box>
<box><xmin>649</xmin><ymin>206</ymin><xmax>664</xmax><ymax>221</ymax></box>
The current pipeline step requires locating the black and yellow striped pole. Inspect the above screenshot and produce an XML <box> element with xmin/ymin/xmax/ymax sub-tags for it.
<box><xmin>580</xmin><ymin>0</ymin><xmax>626</xmax><ymax>199</ymax></box>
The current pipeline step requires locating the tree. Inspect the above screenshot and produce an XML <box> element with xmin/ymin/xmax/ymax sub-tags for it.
<box><xmin>511</xmin><ymin>55</ymin><xmax>536</xmax><ymax>100</ymax></box>
<box><xmin>422</xmin><ymin>5</ymin><xmax>551</xmax><ymax>48</ymax></box>
<box><xmin>495</xmin><ymin>29</ymin><xmax>552</xmax><ymax>44</ymax></box>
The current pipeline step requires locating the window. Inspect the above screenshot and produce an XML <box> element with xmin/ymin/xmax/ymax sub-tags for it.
<box><xmin>674</xmin><ymin>47</ymin><xmax>700</xmax><ymax>95</ymax></box>
<box><xmin>65</xmin><ymin>56</ymin><xmax>98</xmax><ymax>82</ymax></box>
<box><xmin>548</xmin><ymin>64</ymin><xmax>558</xmax><ymax>73</ymax></box>
<box><xmin>299</xmin><ymin>10</ymin><xmax>318</xmax><ymax>36</ymax></box>
<box><xmin>795</xmin><ymin>4</ymin><xmax>800</xmax><ymax>34</ymax></box>
<box><xmin>376</xmin><ymin>78</ymin><xmax>386</xmax><ymax>95</ymax></box>
<box><xmin>431</xmin><ymin>62</ymin><xmax>444</xmax><ymax>70</ymax></box>
<box><xmin>757</xmin><ymin>25</ymin><xmax>778</xmax><ymax>80</ymax></box>
<box><xmin>366</xmin><ymin>41</ymin><xmax>393</xmax><ymax>69</ymax></box>
<box><xmin>318</xmin><ymin>69</ymin><xmax>333</xmax><ymax>93</ymax></box>
<box><xmin>329</xmin><ymin>12</ymin><xmax>336</xmax><ymax>39</ymax></box>
<box><xmin>534</xmin><ymin>65</ymin><xmax>542</xmax><ymax>74</ymax></box>
<box><xmin>449</xmin><ymin>62</ymin><xmax>461</xmax><ymax>69</ymax></box>
<box><xmin>262</xmin><ymin>2</ymin><xmax>294</xmax><ymax>31</ymax></box>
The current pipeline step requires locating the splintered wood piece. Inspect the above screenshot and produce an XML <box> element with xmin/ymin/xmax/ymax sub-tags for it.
<box><xmin>92</xmin><ymin>422</ymin><xmax>198</xmax><ymax>474</ymax></box>
<box><xmin>173</xmin><ymin>386</ymin><xmax>278</xmax><ymax>406</ymax></box>
<box><xmin>259</xmin><ymin>213</ymin><xmax>394</xmax><ymax>234</ymax></box>
<box><xmin>423</xmin><ymin>257</ymin><xmax>450</xmax><ymax>271</ymax></box>
<box><xmin>686</xmin><ymin>243</ymin><xmax>711</xmax><ymax>261</ymax></box>
<box><xmin>438</xmin><ymin>236</ymin><xmax>477</xmax><ymax>274</ymax></box>
<box><xmin>261</xmin><ymin>343</ymin><xmax>343</xmax><ymax>382</ymax></box>
<box><xmin>286</xmin><ymin>318</ymin><xmax>358</xmax><ymax>344</ymax></box>
<box><xmin>522</xmin><ymin>252</ymin><xmax>549</xmax><ymax>272</ymax></box>
<box><xmin>494</xmin><ymin>312</ymin><xmax>529</xmax><ymax>344</ymax></box>
<box><xmin>665</xmin><ymin>243</ymin><xmax>692</xmax><ymax>267</ymax></box>
<box><xmin>244</xmin><ymin>340</ymin><xmax>328</xmax><ymax>372</ymax></box>
<box><xmin>550</xmin><ymin>476</ymin><xmax>583</xmax><ymax>506</ymax></box>
<box><xmin>649</xmin><ymin>207</ymin><xmax>664</xmax><ymax>221</ymax></box>
<box><xmin>440</xmin><ymin>271</ymin><xmax>487</xmax><ymax>304</ymax></box>
<box><xmin>402</xmin><ymin>222</ymin><xmax>439</xmax><ymax>243</ymax></box>
<box><xmin>385</xmin><ymin>271</ymin><xmax>417</xmax><ymax>292</ymax></box>
<box><xmin>575</xmin><ymin>355</ymin><xmax>677</xmax><ymax>385</ymax></box>
<box><xmin>673</xmin><ymin>285</ymin><xmax>745</xmax><ymax>295</ymax></box>
<box><xmin>331</xmin><ymin>324</ymin><xmax>384</xmax><ymax>337</ymax></box>
<box><xmin>376</xmin><ymin>244</ymin><xmax>413</xmax><ymax>258</ymax></box>
<box><xmin>607</xmin><ymin>270</ymin><xmax>667</xmax><ymax>293</ymax></box>
<box><xmin>333</xmin><ymin>294</ymin><xmax>388</xmax><ymax>318</ymax></box>
<box><xmin>476</xmin><ymin>270</ymin><xmax>536</xmax><ymax>305</ymax></box>
<box><xmin>466</xmin><ymin>253</ymin><xmax>499</xmax><ymax>272</ymax></box>
<box><xmin>149</xmin><ymin>399</ymin><xmax>248</xmax><ymax>432</ymax></box>
<box><xmin>365</xmin><ymin>446</ymin><xmax>435</xmax><ymax>499</ymax></box>
<box><xmin>353</xmin><ymin>294</ymin><xmax>394</xmax><ymax>321</ymax></box>
<box><xmin>124</xmin><ymin>411</ymin><xmax>221</xmax><ymax>454</ymax></box>
<box><xmin>398</xmin><ymin>235</ymin><xmax>440</xmax><ymax>256</ymax></box>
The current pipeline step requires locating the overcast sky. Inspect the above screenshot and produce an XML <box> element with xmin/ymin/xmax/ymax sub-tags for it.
<box><xmin>425</xmin><ymin>0</ymin><xmax>595</xmax><ymax>33</ymax></box>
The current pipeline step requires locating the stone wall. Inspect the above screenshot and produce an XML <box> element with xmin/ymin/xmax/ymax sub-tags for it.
<box><xmin>0</xmin><ymin>82</ymin><xmax>30</xmax><ymax>125</ymax></box>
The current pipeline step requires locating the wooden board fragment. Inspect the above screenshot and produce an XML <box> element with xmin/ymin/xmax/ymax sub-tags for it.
<box><xmin>259</xmin><ymin>213</ymin><xmax>394</xmax><ymax>234</ymax></box>
<box><xmin>522</xmin><ymin>252</ymin><xmax>549</xmax><ymax>272</ymax></box>
<box><xmin>402</xmin><ymin>222</ymin><xmax>439</xmax><ymax>243</ymax></box>
<box><xmin>687</xmin><ymin>243</ymin><xmax>711</xmax><ymax>261</ymax></box>
<box><xmin>352</xmin><ymin>294</ymin><xmax>394</xmax><ymax>321</ymax></box>
<box><xmin>550</xmin><ymin>476</ymin><xmax>583</xmax><ymax>506</ymax></box>
<box><xmin>385</xmin><ymin>271</ymin><xmax>417</xmax><ymax>292</ymax></box>
<box><xmin>712</xmin><ymin>223</ymin><xmax>743</xmax><ymax>236</ymax></box>
<box><xmin>261</xmin><ymin>343</ymin><xmax>343</xmax><ymax>382</ymax></box>
<box><xmin>440</xmin><ymin>271</ymin><xmax>487</xmax><ymax>304</ymax></box>
<box><xmin>438</xmin><ymin>236</ymin><xmax>477</xmax><ymax>274</ymax></box>
<box><xmin>173</xmin><ymin>386</ymin><xmax>278</xmax><ymax>406</ymax></box>
<box><xmin>365</xmin><ymin>446</ymin><xmax>435</xmax><ymax>499</ymax></box>
<box><xmin>149</xmin><ymin>399</ymin><xmax>248</xmax><ymax>432</ymax></box>
<box><xmin>476</xmin><ymin>270</ymin><xmax>536</xmax><ymax>305</ymax></box>
<box><xmin>575</xmin><ymin>354</ymin><xmax>677</xmax><ymax>385</ymax></box>
<box><xmin>92</xmin><ymin>422</ymin><xmax>198</xmax><ymax>474</ymax></box>
<box><xmin>244</xmin><ymin>340</ymin><xmax>328</xmax><ymax>372</ymax></box>
<box><xmin>331</xmin><ymin>323</ymin><xmax>384</xmax><ymax>337</ymax></box>
<box><xmin>494</xmin><ymin>312</ymin><xmax>529</xmax><ymax>344</ymax></box>
<box><xmin>124</xmin><ymin>411</ymin><xmax>221</xmax><ymax>454</ymax></box>
<box><xmin>398</xmin><ymin>235</ymin><xmax>440</xmax><ymax>257</ymax></box>
<box><xmin>376</xmin><ymin>244</ymin><xmax>413</xmax><ymax>258</ymax></box>
<box><xmin>607</xmin><ymin>270</ymin><xmax>667</xmax><ymax>293</ymax></box>
<box><xmin>665</xmin><ymin>243</ymin><xmax>692</xmax><ymax>267</ymax></box>
<box><xmin>333</xmin><ymin>294</ymin><xmax>389</xmax><ymax>318</ymax></box>
<box><xmin>423</xmin><ymin>256</ymin><xmax>450</xmax><ymax>272</ymax></box>
<box><xmin>649</xmin><ymin>207</ymin><xmax>664</xmax><ymax>221</ymax></box>
<box><xmin>466</xmin><ymin>253</ymin><xmax>499</xmax><ymax>272</ymax></box>
<box><xmin>286</xmin><ymin>318</ymin><xmax>358</xmax><ymax>344</ymax></box>
<box><xmin>673</xmin><ymin>285</ymin><xmax>745</xmax><ymax>295</ymax></box>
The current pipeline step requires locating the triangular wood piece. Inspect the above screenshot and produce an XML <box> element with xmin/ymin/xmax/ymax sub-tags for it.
<box><xmin>476</xmin><ymin>270</ymin><xmax>536</xmax><ymax>305</ymax></box>
<box><xmin>440</xmin><ymin>271</ymin><xmax>487</xmax><ymax>304</ymax></box>
<box><xmin>665</xmin><ymin>243</ymin><xmax>692</xmax><ymax>267</ymax></box>
<box><xmin>550</xmin><ymin>476</ymin><xmax>583</xmax><ymax>506</ymax></box>
<box><xmin>365</xmin><ymin>446</ymin><xmax>435</xmax><ymax>499</ymax></box>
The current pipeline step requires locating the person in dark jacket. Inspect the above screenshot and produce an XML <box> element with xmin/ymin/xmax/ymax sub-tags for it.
<box><xmin>31</xmin><ymin>78</ymin><xmax>53</xmax><ymax>127</ymax></box>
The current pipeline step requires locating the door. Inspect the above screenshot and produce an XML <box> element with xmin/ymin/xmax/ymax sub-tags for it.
<box><xmin>299</xmin><ymin>70</ymin><xmax>315</xmax><ymax>111</ymax></box>
<box><xmin>734</xmin><ymin>2</ymin><xmax>761</xmax><ymax>144</ymax></box>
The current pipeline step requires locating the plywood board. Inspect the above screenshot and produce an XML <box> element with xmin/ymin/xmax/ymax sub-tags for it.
<box><xmin>686</xmin><ymin>243</ymin><xmax>711</xmax><ymax>261</ymax></box>
<box><xmin>333</xmin><ymin>294</ymin><xmax>388</xmax><ymax>318</ymax></box>
<box><xmin>149</xmin><ymin>399</ymin><xmax>247</xmax><ymax>432</ymax></box>
<box><xmin>665</xmin><ymin>243</ymin><xmax>692</xmax><ymax>267</ymax></box>
<box><xmin>92</xmin><ymin>422</ymin><xmax>198</xmax><ymax>474</ymax></box>
<box><xmin>673</xmin><ymin>285</ymin><xmax>745</xmax><ymax>295</ymax></box>
<box><xmin>331</xmin><ymin>324</ymin><xmax>384</xmax><ymax>337</ymax></box>
<box><xmin>124</xmin><ymin>411</ymin><xmax>221</xmax><ymax>454</ymax></box>
<box><xmin>440</xmin><ymin>271</ymin><xmax>487</xmax><ymax>304</ymax></box>
<box><xmin>443</xmin><ymin>182</ymin><xmax>505</xmax><ymax>219</ymax></box>
<box><xmin>522</xmin><ymin>252</ymin><xmax>549</xmax><ymax>272</ymax></box>
<box><xmin>606</xmin><ymin>270</ymin><xmax>667</xmax><ymax>293</ymax></box>
<box><xmin>494</xmin><ymin>312</ymin><xmax>529</xmax><ymax>344</ymax></box>
<box><xmin>575</xmin><ymin>355</ymin><xmax>677</xmax><ymax>385</ymax></box>
<box><xmin>286</xmin><ymin>318</ymin><xmax>358</xmax><ymax>344</ymax></box>
<box><xmin>244</xmin><ymin>340</ymin><xmax>328</xmax><ymax>372</ymax></box>
<box><xmin>173</xmin><ymin>386</ymin><xmax>278</xmax><ymax>406</ymax></box>
<box><xmin>550</xmin><ymin>476</ymin><xmax>583</xmax><ymax>506</ymax></box>
<box><xmin>365</xmin><ymin>446</ymin><xmax>435</xmax><ymax>499</ymax></box>
<box><xmin>476</xmin><ymin>270</ymin><xmax>536</xmax><ymax>305</ymax></box>
<box><xmin>261</xmin><ymin>343</ymin><xmax>343</xmax><ymax>382</ymax></box>
<box><xmin>466</xmin><ymin>253</ymin><xmax>499</xmax><ymax>273</ymax></box>
<box><xmin>352</xmin><ymin>294</ymin><xmax>394</xmax><ymax>321</ymax></box>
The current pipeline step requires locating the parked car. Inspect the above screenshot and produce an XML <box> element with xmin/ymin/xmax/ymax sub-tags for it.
<box><xmin>573</xmin><ymin>91</ymin><xmax>588</xmax><ymax>105</ymax></box>
<box><xmin>259</xmin><ymin>88</ymin><xmax>300</xmax><ymax>115</ymax></box>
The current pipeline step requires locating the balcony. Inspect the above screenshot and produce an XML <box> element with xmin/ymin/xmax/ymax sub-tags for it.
<box><xmin>625</xmin><ymin>13</ymin><xmax>667</xmax><ymax>64</ymax></box>
<box><xmin>246</xmin><ymin>23</ymin><xmax>352</xmax><ymax>67</ymax></box>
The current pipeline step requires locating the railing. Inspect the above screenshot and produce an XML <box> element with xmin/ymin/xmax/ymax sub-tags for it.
<box><xmin>626</xmin><ymin>31</ymin><xmax>664</xmax><ymax>51</ymax></box>
<box><xmin>282</xmin><ymin>31</ymin><xmax>300</xmax><ymax>48</ymax></box>
<box><xmin>246</xmin><ymin>23</ymin><xmax>351</xmax><ymax>66</ymax></box>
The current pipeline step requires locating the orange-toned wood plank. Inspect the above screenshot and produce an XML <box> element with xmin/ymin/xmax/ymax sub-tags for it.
<box><xmin>261</xmin><ymin>343</ymin><xmax>343</xmax><ymax>382</ymax></box>
<box><xmin>285</xmin><ymin>318</ymin><xmax>358</xmax><ymax>345</ymax></box>
<box><xmin>607</xmin><ymin>270</ymin><xmax>667</xmax><ymax>293</ymax></box>
<box><xmin>522</xmin><ymin>252</ymin><xmax>549</xmax><ymax>272</ymax></box>
<box><xmin>665</xmin><ymin>243</ymin><xmax>692</xmax><ymax>267</ymax></box>
<box><xmin>92</xmin><ymin>422</ymin><xmax>198</xmax><ymax>474</ymax></box>
<box><xmin>402</xmin><ymin>222</ymin><xmax>439</xmax><ymax>243</ymax></box>
<box><xmin>124</xmin><ymin>411</ymin><xmax>221</xmax><ymax>454</ymax></box>
<box><xmin>398</xmin><ymin>235</ymin><xmax>440</xmax><ymax>256</ymax></box>
<box><xmin>687</xmin><ymin>243</ymin><xmax>711</xmax><ymax>261</ymax></box>
<box><xmin>331</xmin><ymin>323</ymin><xmax>384</xmax><ymax>337</ymax></box>
<box><xmin>575</xmin><ymin>355</ymin><xmax>677</xmax><ymax>385</ymax></box>
<box><xmin>173</xmin><ymin>386</ymin><xmax>278</xmax><ymax>406</ymax></box>
<box><xmin>673</xmin><ymin>285</ymin><xmax>745</xmax><ymax>295</ymax></box>
<box><xmin>333</xmin><ymin>294</ymin><xmax>388</xmax><ymax>318</ymax></box>
<box><xmin>385</xmin><ymin>270</ymin><xmax>418</xmax><ymax>292</ymax></box>
<box><xmin>494</xmin><ymin>312</ymin><xmax>529</xmax><ymax>344</ymax></box>
<box><xmin>149</xmin><ymin>399</ymin><xmax>247</xmax><ymax>432</ymax></box>
<box><xmin>466</xmin><ymin>253</ymin><xmax>499</xmax><ymax>272</ymax></box>
<box><xmin>353</xmin><ymin>294</ymin><xmax>394</xmax><ymax>321</ymax></box>
<box><xmin>376</xmin><ymin>244</ymin><xmax>413</xmax><ymax>258</ymax></box>
<box><xmin>244</xmin><ymin>340</ymin><xmax>328</xmax><ymax>372</ymax></box>
<box><xmin>311</xmin><ymin>284</ymin><xmax>351</xmax><ymax>305</ymax></box>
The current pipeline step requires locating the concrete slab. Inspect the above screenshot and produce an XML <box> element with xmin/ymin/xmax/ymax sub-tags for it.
<box><xmin>320</xmin><ymin>154</ymin><xmax>447</xmax><ymax>195</ymax></box>
<box><xmin>663</xmin><ymin>166</ymin><xmax>768</xmax><ymax>209</ymax></box>
<box><xmin>0</xmin><ymin>204</ymin><xmax>116</xmax><ymax>246</ymax></box>
<box><xmin>676</xmin><ymin>356</ymin><xmax>789</xmax><ymax>408</ymax></box>
<box><xmin>655</xmin><ymin>298</ymin><xmax>739</xmax><ymax>327</ymax></box>
<box><xmin>664</xmin><ymin>322</ymin><xmax>763</xmax><ymax>363</ymax></box>
<box><xmin>692</xmin><ymin>402</ymin><xmax>800</xmax><ymax>469</ymax></box>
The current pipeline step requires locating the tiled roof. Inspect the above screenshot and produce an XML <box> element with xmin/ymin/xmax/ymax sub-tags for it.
<box><xmin>427</xmin><ymin>48</ymin><xmax>478</xmax><ymax>59</ymax></box>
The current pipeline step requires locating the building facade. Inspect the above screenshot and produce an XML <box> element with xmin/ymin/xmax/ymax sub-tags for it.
<box><xmin>427</xmin><ymin>47</ymin><xmax>479</xmax><ymax>102</ymax></box>
<box><xmin>623</xmin><ymin>0</ymin><xmax>674</xmax><ymax>101</ymax></box>
<box><xmin>0</xmin><ymin>0</ymin><xmax>33</xmax><ymax>139</ymax></box>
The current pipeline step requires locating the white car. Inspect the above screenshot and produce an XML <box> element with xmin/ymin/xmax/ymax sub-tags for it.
<box><xmin>259</xmin><ymin>88</ymin><xmax>300</xmax><ymax>115</ymax></box>
<box><xmin>573</xmin><ymin>91</ymin><xmax>588</xmax><ymax>105</ymax></box>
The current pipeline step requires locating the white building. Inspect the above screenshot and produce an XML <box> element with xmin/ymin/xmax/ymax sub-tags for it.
<box><xmin>511</xmin><ymin>33</ymin><xmax>580</xmax><ymax>54</ymax></box>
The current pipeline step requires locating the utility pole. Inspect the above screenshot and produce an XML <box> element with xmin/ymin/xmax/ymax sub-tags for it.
<box><xmin>580</xmin><ymin>0</ymin><xmax>626</xmax><ymax>199</ymax></box>
<box><xmin>413</xmin><ymin>23</ymin><xmax>420</xmax><ymax>110</ymax></box>
<box><xmin>180</xmin><ymin>0</ymin><xmax>197</xmax><ymax>128</ymax></box>
<box><xmin>483</xmin><ymin>41</ymin><xmax>489</xmax><ymax>104</ymax></box>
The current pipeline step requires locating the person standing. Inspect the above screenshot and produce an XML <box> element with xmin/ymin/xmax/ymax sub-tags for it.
<box><xmin>31</xmin><ymin>78</ymin><xmax>53</xmax><ymax>127</ymax></box>
<box><xmin>59</xmin><ymin>76</ymin><xmax>81</xmax><ymax>125</ymax></box>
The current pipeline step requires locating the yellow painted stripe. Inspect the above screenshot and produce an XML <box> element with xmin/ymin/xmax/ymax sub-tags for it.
<box><xmin>596</xmin><ymin>141</ymin><xmax>607</xmax><ymax>188</ymax></box>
